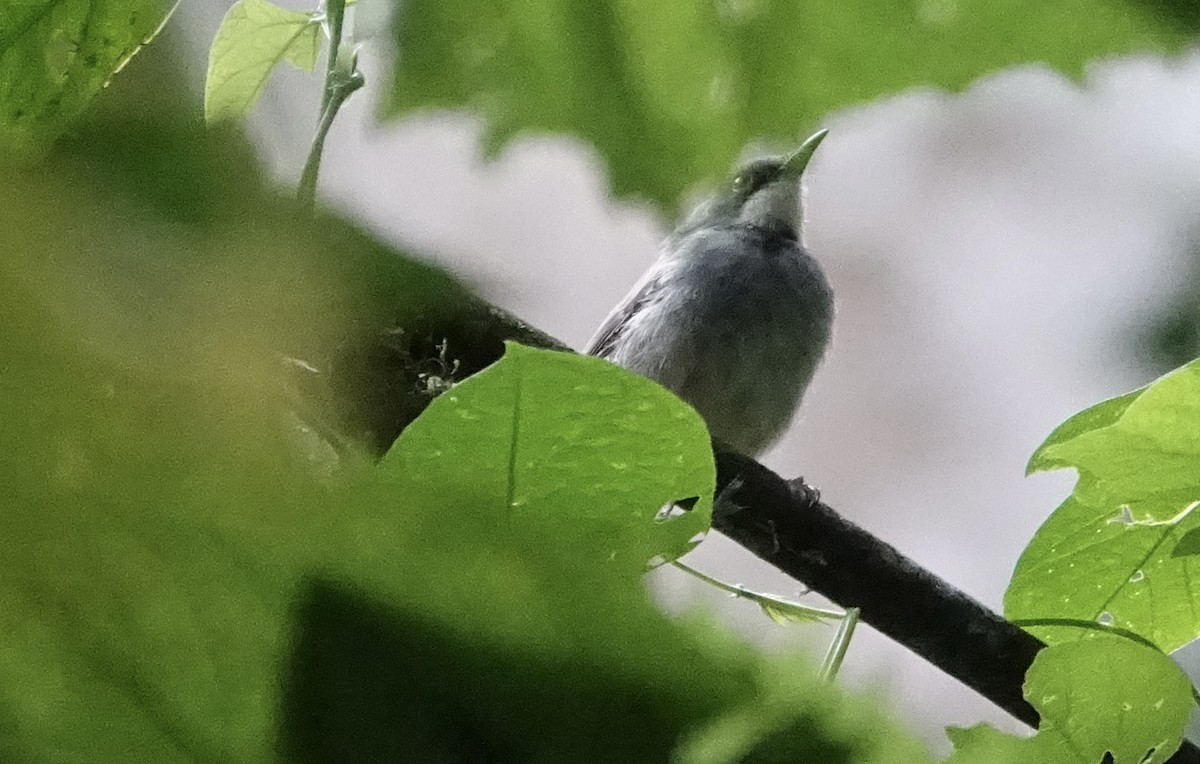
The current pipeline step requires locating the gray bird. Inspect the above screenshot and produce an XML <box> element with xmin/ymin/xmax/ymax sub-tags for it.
<box><xmin>586</xmin><ymin>130</ymin><xmax>834</xmax><ymax>457</ymax></box>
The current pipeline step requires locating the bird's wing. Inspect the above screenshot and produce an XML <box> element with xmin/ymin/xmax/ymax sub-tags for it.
<box><xmin>584</xmin><ymin>267</ymin><xmax>666</xmax><ymax>358</ymax></box>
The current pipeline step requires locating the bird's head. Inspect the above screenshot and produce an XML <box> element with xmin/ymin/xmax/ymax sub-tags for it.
<box><xmin>680</xmin><ymin>129</ymin><xmax>828</xmax><ymax>242</ymax></box>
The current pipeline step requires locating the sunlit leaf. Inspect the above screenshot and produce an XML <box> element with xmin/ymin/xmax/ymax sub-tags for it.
<box><xmin>1008</xmin><ymin>361</ymin><xmax>1200</xmax><ymax>651</ymax></box>
<box><xmin>383</xmin><ymin>342</ymin><xmax>715</xmax><ymax>573</ymax></box>
<box><xmin>205</xmin><ymin>0</ymin><xmax>322</xmax><ymax>124</ymax></box>
<box><xmin>946</xmin><ymin>638</ymin><xmax>1193</xmax><ymax>764</ymax></box>
<box><xmin>1025</xmin><ymin>387</ymin><xmax>1145</xmax><ymax>474</ymax></box>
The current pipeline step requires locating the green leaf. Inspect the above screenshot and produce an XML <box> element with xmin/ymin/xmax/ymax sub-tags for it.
<box><xmin>1035</xmin><ymin>361</ymin><xmax>1200</xmax><ymax>512</ymax></box>
<box><xmin>1008</xmin><ymin>361</ymin><xmax>1200</xmax><ymax>651</ymax></box>
<box><xmin>945</xmin><ymin>724</ymin><xmax>1028</xmax><ymax>764</ymax></box>
<box><xmin>946</xmin><ymin>638</ymin><xmax>1193</xmax><ymax>764</ymax></box>
<box><xmin>1170</xmin><ymin>526</ymin><xmax>1200</xmax><ymax>558</ymax></box>
<box><xmin>759</xmin><ymin>600</ymin><xmax>829</xmax><ymax>626</ymax></box>
<box><xmin>1026</xmin><ymin>387</ymin><xmax>1146</xmax><ymax>474</ymax></box>
<box><xmin>205</xmin><ymin>0</ymin><xmax>322</xmax><ymax>124</ymax></box>
<box><xmin>1005</xmin><ymin>492</ymin><xmax>1200</xmax><ymax>651</ymax></box>
<box><xmin>0</xmin><ymin>0</ymin><xmax>171</xmax><ymax>159</ymax></box>
<box><xmin>382</xmin><ymin>342</ymin><xmax>715</xmax><ymax>573</ymax></box>
<box><xmin>381</xmin><ymin>0</ymin><xmax>1190</xmax><ymax>212</ymax></box>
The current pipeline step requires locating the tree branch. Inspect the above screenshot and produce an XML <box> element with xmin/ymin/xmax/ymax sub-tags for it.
<box><xmin>712</xmin><ymin>449</ymin><xmax>1042</xmax><ymax>723</ymax></box>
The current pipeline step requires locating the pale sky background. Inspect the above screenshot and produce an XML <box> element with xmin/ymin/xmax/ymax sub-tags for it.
<box><xmin>178</xmin><ymin>4</ymin><xmax>1200</xmax><ymax>752</ymax></box>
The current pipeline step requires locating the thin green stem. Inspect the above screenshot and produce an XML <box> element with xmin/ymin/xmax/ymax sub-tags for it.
<box><xmin>670</xmin><ymin>560</ymin><xmax>843</xmax><ymax>623</ymax></box>
<box><xmin>298</xmin><ymin>0</ymin><xmax>361</xmax><ymax>213</ymax></box>
<box><xmin>318</xmin><ymin>0</ymin><xmax>346</xmax><ymax>116</ymax></box>
<box><xmin>297</xmin><ymin>70</ymin><xmax>362</xmax><ymax>211</ymax></box>
<box><xmin>820</xmin><ymin>607</ymin><xmax>859</xmax><ymax>682</ymax></box>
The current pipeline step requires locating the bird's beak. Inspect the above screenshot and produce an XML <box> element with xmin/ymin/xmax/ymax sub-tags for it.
<box><xmin>781</xmin><ymin>129</ymin><xmax>829</xmax><ymax>179</ymax></box>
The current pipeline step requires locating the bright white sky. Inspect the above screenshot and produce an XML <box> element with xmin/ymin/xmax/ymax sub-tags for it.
<box><xmin>180</xmin><ymin>5</ymin><xmax>1200</xmax><ymax>750</ymax></box>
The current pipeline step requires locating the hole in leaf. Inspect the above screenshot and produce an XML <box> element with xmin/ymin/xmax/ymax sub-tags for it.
<box><xmin>1108</xmin><ymin>506</ymin><xmax>1135</xmax><ymax>526</ymax></box>
<box><xmin>655</xmin><ymin>496</ymin><xmax>699</xmax><ymax>522</ymax></box>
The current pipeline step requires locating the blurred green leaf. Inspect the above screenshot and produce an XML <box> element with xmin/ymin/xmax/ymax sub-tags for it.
<box><xmin>0</xmin><ymin>74</ymin><xmax>507</xmax><ymax>755</ymax></box>
<box><xmin>0</xmin><ymin>272</ymin><xmax>320</xmax><ymax>762</ymax></box>
<box><xmin>278</xmin><ymin>577</ymin><xmax>747</xmax><ymax>763</ymax></box>
<box><xmin>1009</xmin><ymin>361</ymin><xmax>1200</xmax><ymax>651</ymax></box>
<box><xmin>0</xmin><ymin>0</ymin><xmax>171</xmax><ymax>159</ymax></box>
<box><xmin>205</xmin><ymin>0</ymin><xmax>322</xmax><ymax>124</ymax></box>
<box><xmin>676</xmin><ymin>659</ymin><xmax>933</xmax><ymax>764</ymax></box>
<box><xmin>382</xmin><ymin>0</ymin><xmax>1190</xmax><ymax>212</ymax></box>
<box><xmin>383</xmin><ymin>341</ymin><xmax>715</xmax><ymax>573</ymax></box>
<box><xmin>946</xmin><ymin>638</ymin><xmax>1192</xmax><ymax>764</ymax></box>
<box><xmin>1133</xmin><ymin>0</ymin><xmax>1200</xmax><ymax>32</ymax></box>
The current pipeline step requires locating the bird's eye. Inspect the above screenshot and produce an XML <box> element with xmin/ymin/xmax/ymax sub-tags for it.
<box><xmin>732</xmin><ymin>175</ymin><xmax>747</xmax><ymax>193</ymax></box>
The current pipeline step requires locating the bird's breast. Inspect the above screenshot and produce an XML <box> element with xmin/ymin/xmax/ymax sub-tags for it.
<box><xmin>657</xmin><ymin>228</ymin><xmax>833</xmax><ymax>454</ymax></box>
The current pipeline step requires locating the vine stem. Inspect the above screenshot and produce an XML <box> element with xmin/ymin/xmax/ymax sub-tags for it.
<box><xmin>670</xmin><ymin>560</ymin><xmax>860</xmax><ymax>678</ymax></box>
<box><xmin>820</xmin><ymin>607</ymin><xmax>859</xmax><ymax>681</ymax></box>
<box><xmin>297</xmin><ymin>0</ymin><xmax>362</xmax><ymax>212</ymax></box>
<box><xmin>670</xmin><ymin>560</ymin><xmax>844</xmax><ymax>623</ymax></box>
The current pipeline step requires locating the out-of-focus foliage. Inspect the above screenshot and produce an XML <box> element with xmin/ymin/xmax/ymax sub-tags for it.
<box><xmin>946</xmin><ymin>638</ymin><xmax>1193</xmax><ymax>764</ymax></box>
<box><xmin>0</xmin><ymin>0</ymin><xmax>172</xmax><ymax>158</ymax></box>
<box><xmin>383</xmin><ymin>0</ymin><xmax>1191</xmax><ymax>212</ymax></box>
<box><xmin>1007</xmin><ymin>361</ymin><xmax>1200</xmax><ymax>652</ymax></box>
<box><xmin>205</xmin><ymin>0</ymin><xmax>321</xmax><ymax>123</ymax></box>
<box><xmin>676</xmin><ymin>659</ymin><xmax>933</xmax><ymax>764</ymax></box>
<box><xmin>1133</xmin><ymin>0</ymin><xmax>1200</xmax><ymax>32</ymax></box>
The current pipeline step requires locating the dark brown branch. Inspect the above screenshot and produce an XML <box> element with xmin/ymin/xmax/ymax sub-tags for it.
<box><xmin>713</xmin><ymin>451</ymin><xmax>1042</xmax><ymax>723</ymax></box>
<box><xmin>329</xmin><ymin>299</ymin><xmax>1199</xmax><ymax>762</ymax></box>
